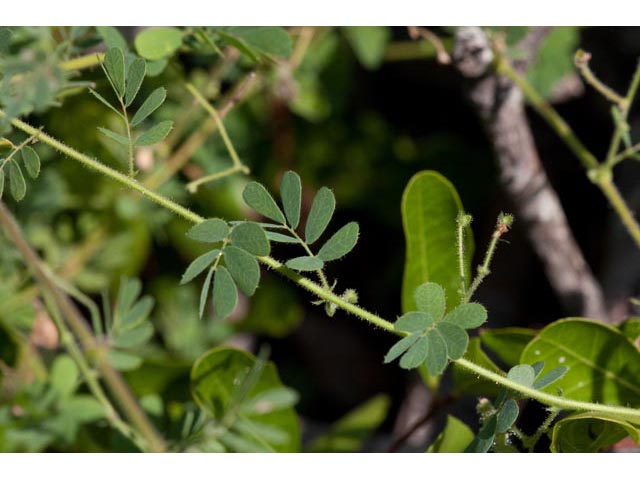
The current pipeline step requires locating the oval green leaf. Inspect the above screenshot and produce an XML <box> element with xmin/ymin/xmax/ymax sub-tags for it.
<box><xmin>242</xmin><ymin>182</ymin><xmax>286</xmax><ymax>224</ymax></box>
<box><xmin>317</xmin><ymin>222</ymin><xmax>359</xmax><ymax>262</ymax></box>
<box><xmin>436</xmin><ymin>322</ymin><xmax>469</xmax><ymax>360</ymax></box>
<box><xmin>21</xmin><ymin>146</ymin><xmax>40</xmax><ymax>178</ymax></box>
<box><xmin>443</xmin><ymin>302</ymin><xmax>487</xmax><ymax>329</ymax></box>
<box><xmin>305</xmin><ymin>187</ymin><xmax>335</xmax><ymax>244</ymax></box>
<box><xmin>414</xmin><ymin>282</ymin><xmax>446</xmax><ymax>321</ymax></box>
<box><xmin>395</xmin><ymin>311</ymin><xmax>432</xmax><ymax>333</ymax></box>
<box><xmin>223</xmin><ymin>245</ymin><xmax>260</xmax><ymax>296</ymax></box>
<box><xmin>186</xmin><ymin>218</ymin><xmax>230</xmax><ymax>243</ymax></box>
<box><xmin>280</xmin><ymin>170</ymin><xmax>301</xmax><ymax>229</ymax></box>
<box><xmin>285</xmin><ymin>256</ymin><xmax>324</xmax><ymax>272</ymax></box>
<box><xmin>425</xmin><ymin>329</ymin><xmax>448</xmax><ymax>376</ymax></box>
<box><xmin>9</xmin><ymin>161</ymin><xmax>26</xmax><ymax>201</ymax></box>
<box><xmin>401</xmin><ymin>171</ymin><xmax>473</xmax><ymax>313</ymax></box>
<box><xmin>213</xmin><ymin>266</ymin><xmax>237</xmax><ymax>320</ymax></box>
<box><xmin>135</xmin><ymin>120</ymin><xmax>173</xmax><ymax>146</ymax></box>
<box><xmin>131</xmin><ymin>87</ymin><xmax>166</xmax><ymax>127</ymax></box>
<box><xmin>400</xmin><ymin>336</ymin><xmax>429</xmax><ymax>369</ymax></box>
<box><xmin>180</xmin><ymin>249</ymin><xmax>220</xmax><ymax>285</ymax></box>
<box><xmin>135</xmin><ymin>27</ymin><xmax>183</xmax><ymax>61</ymax></box>
<box><xmin>230</xmin><ymin>222</ymin><xmax>270</xmax><ymax>256</ymax></box>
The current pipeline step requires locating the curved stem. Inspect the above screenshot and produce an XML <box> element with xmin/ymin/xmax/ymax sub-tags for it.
<box><xmin>5</xmin><ymin>112</ymin><xmax>640</xmax><ymax>424</ymax></box>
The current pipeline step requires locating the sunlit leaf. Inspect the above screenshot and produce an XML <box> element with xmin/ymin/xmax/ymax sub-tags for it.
<box><xmin>135</xmin><ymin>27</ymin><xmax>183</xmax><ymax>61</ymax></box>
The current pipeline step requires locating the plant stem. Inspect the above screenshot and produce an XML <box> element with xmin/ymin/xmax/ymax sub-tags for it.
<box><xmin>524</xmin><ymin>407</ymin><xmax>560</xmax><ymax>452</ymax></box>
<box><xmin>5</xmin><ymin>113</ymin><xmax>640</xmax><ymax>424</ymax></box>
<box><xmin>496</xmin><ymin>57</ymin><xmax>640</xmax><ymax>250</ymax></box>
<box><xmin>576</xmin><ymin>56</ymin><xmax>625</xmax><ymax>106</ymax></box>
<box><xmin>60</xmin><ymin>53</ymin><xmax>105</xmax><ymax>72</ymax></box>
<box><xmin>0</xmin><ymin>200</ymin><xmax>166</xmax><ymax>452</ymax></box>
<box><xmin>284</xmin><ymin>225</ymin><xmax>331</xmax><ymax>290</ymax></box>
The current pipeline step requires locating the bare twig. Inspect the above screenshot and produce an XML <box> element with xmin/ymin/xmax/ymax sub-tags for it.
<box><xmin>453</xmin><ymin>27</ymin><xmax>609</xmax><ymax>321</ymax></box>
<box><xmin>407</xmin><ymin>26</ymin><xmax>451</xmax><ymax>64</ymax></box>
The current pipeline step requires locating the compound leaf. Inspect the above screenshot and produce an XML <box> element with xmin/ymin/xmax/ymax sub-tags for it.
<box><xmin>213</xmin><ymin>266</ymin><xmax>238</xmax><ymax>320</ymax></box>
<box><xmin>135</xmin><ymin>120</ymin><xmax>173</xmax><ymax>146</ymax></box>
<box><xmin>280</xmin><ymin>170</ymin><xmax>301</xmax><ymax>229</ymax></box>
<box><xmin>243</xmin><ymin>182</ymin><xmax>286</xmax><ymax>224</ymax></box>
<box><xmin>181</xmin><ymin>249</ymin><xmax>220</xmax><ymax>285</ymax></box>
<box><xmin>131</xmin><ymin>87</ymin><xmax>166</xmax><ymax>127</ymax></box>
<box><xmin>317</xmin><ymin>222</ymin><xmax>359</xmax><ymax>262</ymax></box>
<box><xmin>285</xmin><ymin>256</ymin><xmax>323</xmax><ymax>272</ymax></box>
<box><xmin>305</xmin><ymin>187</ymin><xmax>335</xmax><ymax>244</ymax></box>
<box><xmin>231</xmin><ymin>222</ymin><xmax>270</xmax><ymax>256</ymax></box>
<box><xmin>224</xmin><ymin>245</ymin><xmax>260</xmax><ymax>296</ymax></box>
<box><xmin>186</xmin><ymin>218</ymin><xmax>230</xmax><ymax>243</ymax></box>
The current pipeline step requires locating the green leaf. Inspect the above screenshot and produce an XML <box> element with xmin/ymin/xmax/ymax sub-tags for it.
<box><xmin>496</xmin><ymin>399</ymin><xmax>519</xmax><ymax>433</ymax></box>
<box><xmin>305</xmin><ymin>187</ymin><xmax>335</xmax><ymax>244</ymax></box>
<box><xmin>103</xmin><ymin>47</ymin><xmax>126</xmax><ymax>97</ymax></box>
<box><xmin>9</xmin><ymin>161</ymin><xmax>26</xmax><ymax>201</ymax></box>
<box><xmin>465</xmin><ymin>415</ymin><xmax>497</xmax><ymax>453</ymax></box>
<box><xmin>241</xmin><ymin>387</ymin><xmax>299</xmax><ymax>416</ymax></box>
<box><xmin>108</xmin><ymin>350</ymin><xmax>142</xmax><ymax>371</ymax></box>
<box><xmin>443</xmin><ymin>302</ymin><xmax>487</xmax><ymax>329</ymax></box>
<box><xmin>280</xmin><ymin>171</ymin><xmax>301</xmax><ymax>228</ymax></box>
<box><xmin>97</xmin><ymin>26</ymin><xmax>128</xmax><ymax>51</ymax></box>
<box><xmin>180</xmin><ymin>249</ymin><xmax>220</xmax><ymax>285</ymax></box>
<box><xmin>436</xmin><ymin>322</ymin><xmax>469</xmax><ymax>360</ymax></box>
<box><xmin>113</xmin><ymin>322</ymin><xmax>153</xmax><ymax>349</ymax></box>
<box><xmin>221</xmin><ymin>27</ymin><xmax>293</xmax><ymax>59</ymax></box>
<box><xmin>97</xmin><ymin>127</ymin><xmax>130</xmax><ymax>146</ymax></box>
<box><xmin>427</xmin><ymin>415</ymin><xmax>474</xmax><ymax>453</ymax></box>
<box><xmin>400</xmin><ymin>336</ymin><xmax>429</xmax><ymax>369</ymax></box>
<box><xmin>384</xmin><ymin>334</ymin><xmax>420</xmax><ymax>364</ymax></box>
<box><xmin>134</xmin><ymin>120</ymin><xmax>173</xmax><ymax>146</ymax></box>
<box><xmin>265</xmin><ymin>231</ymin><xmax>299</xmax><ymax>244</ymax></box>
<box><xmin>120</xmin><ymin>297</ymin><xmax>154</xmax><ymax>330</ymax></box>
<box><xmin>425</xmin><ymin>329</ymin><xmax>448</xmax><ymax>375</ymax></box>
<box><xmin>131</xmin><ymin>87</ymin><xmax>166</xmax><ymax>127</ymax></box>
<box><xmin>343</xmin><ymin>27</ymin><xmax>391</xmax><ymax>70</ymax></box>
<box><xmin>21</xmin><ymin>146</ymin><xmax>40</xmax><ymax>178</ymax></box>
<box><xmin>527</xmin><ymin>27</ymin><xmax>579</xmax><ymax>99</ymax></box>
<box><xmin>199</xmin><ymin>266</ymin><xmax>214</xmax><ymax>319</ymax></box>
<box><xmin>534</xmin><ymin>366</ymin><xmax>569</xmax><ymax>390</ymax></box>
<box><xmin>285</xmin><ymin>256</ymin><xmax>324</xmax><ymax>272</ymax></box>
<box><xmin>550</xmin><ymin>412</ymin><xmax>640</xmax><ymax>452</ymax></box>
<box><xmin>232</xmin><ymin>418</ymin><xmax>289</xmax><ymax>446</ymax></box>
<box><xmin>190</xmin><ymin>347</ymin><xmax>300</xmax><ymax>452</ymax></box>
<box><xmin>307</xmin><ymin>394</ymin><xmax>390</xmax><ymax>453</ymax></box>
<box><xmin>395</xmin><ymin>311</ymin><xmax>432</xmax><ymax>333</ymax></box>
<box><xmin>61</xmin><ymin>395</ymin><xmax>106</xmax><ymax>423</ymax></box>
<box><xmin>242</xmin><ymin>182</ymin><xmax>286</xmax><ymax>224</ymax></box>
<box><xmin>186</xmin><ymin>218</ymin><xmax>230</xmax><ymax>243</ymax></box>
<box><xmin>134</xmin><ymin>27</ymin><xmax>183</xmax><ymax>61</ymax></box>
<box><xmin>520</xmin><ymin>319</ymin><xmax>640</xmax><ymax>406</ymax></box>
<box><xmin>89</xmin><ymin>88</ymin><xmax>122</xmax><ymax>117</ymax></box>
<box><xmin>230</xmin><ymin>222</ymin><xmax>271</xmax><ymax>256</ymax></box>
<box><xmin>620</xmin><ymin>317</ymin><xmax>640</xmax><ymax>343</ymax></box>
<box><xmin>0</xmin><ymin>169</ymin><xmax>4</xmax><ymax>199</ymax></box>
<box><xmin>507</xmin><ymin>364</ymin><xmax>536</xmax><ymax>388</ymax></box>
<box><xmin>213</xmin><ymin>266</ymin><xmax>237</xmax><ymax>320</ymax></box>
<box><xmin>224</xmin><ymin>245</ymin><xmax>261</xmax><ymax>296</ymax></box>
<box><xmin>480</xmin><ymin>327</ymin><xmax>537</xmax><ymax>367</ymax></box>
<box><xmin>414</xmin><ymin>282</ymin><xmax>446</xmax><ymax>321</ymax></box>
<box><xmin>401</xmin><ymin>171</ymin><xmax>473</xmax><ymax>313</ymax></box>
<box><xmin>50</xmin><ymin>355</ymin><xmax>78</xmax><ymax>399</ymax></box>
<box><xmin>317</xmin><ymin>222</ymin><xmax>359</xmax><ymax>262</ymax></box>
<box><xmin>124</xmin><ymin>57</ymin><xmax>146</xmax><ymax>107</ymax></box>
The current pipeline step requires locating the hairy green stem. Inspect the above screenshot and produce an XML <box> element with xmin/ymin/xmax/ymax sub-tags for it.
<box><xmin>524</xmin><ymin>407</ymin><xmax>560</xmax><ymax>452</ymax></box>
<box><xmin>60</xmin><ymin>53</ymin><xmax>105</xmax><ymax>72</ymax></box>
<box><xmin>5</xmin><ymin>112</ymin><xmax>640</xmax><ymax>425</ymax></box>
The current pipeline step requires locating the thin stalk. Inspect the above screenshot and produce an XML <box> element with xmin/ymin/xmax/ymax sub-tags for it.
<box><xmin>524</xmin><ymin>407</ymin><xmax>560</xmax><ymax>453</ymax></box>
<box><xmin>5</xmin><ymin>113</ymin><xmax>640</xmax><ymax>424</ymax></box>
<box><xmin>186</xmin><ymin>165</ymin><xmax>247</xmax><ymax>193</ymax></box>
<box><xmin>0</xmin><ymin>200</ymin><xmax>166</xmax><ymax>452</ymax></box>
<box><xmin>117</xmin><ymin>97</ymin><xmax>135</xmax><ymax>177</ymax></box>
<box><xmin>60</xmin><ymin>53</ymin><xmax>105</xmax><ymax>72</ymax></box>
<box><xmin>576</xmin><ymin>57</ymin><xmax>625</xmax><ymax>106</ymax></box>
<box><xmin>599</xmin><ymin>177</ymin><xmax>640</xmax><ymax>248</ymax></box>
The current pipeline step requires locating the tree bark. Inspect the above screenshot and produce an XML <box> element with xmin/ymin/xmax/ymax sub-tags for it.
<box><xmin>453</xmin><ymin>27</ymin><xmax>609</xmax><ymax>322</ymax></box>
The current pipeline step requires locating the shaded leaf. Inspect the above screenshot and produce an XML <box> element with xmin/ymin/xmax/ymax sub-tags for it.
<box><xmin>243</xmin><ymin>182</ymin><xmax>286</xmax><ymax>224</ymax></box>
<box><xmin>496</xmin><ymin>398</ymin><xmax>519</xmax><ymax>433</ymax></box>
<box><xmin>97</xmin><ymin>127</ymin><xmax>129</xmax><ymax>145</ymax></box>
<box><xmin>343</xmin><ymin>27</ymin><xmax>391</xmax><ymax>70</ymax></box>
<box><xmin>395</xmin><ymin>311</ymin><xmax>432</xmax><ymax>333</ymax></box>
<box><xmin>186</xmin><ymin>218</ymin><xmax>229</xmax><ymax>243</ymax></box>
<box><xmin>305</xmin><ymin>187</ymin><xmax>335</xmax><ymax>244</ymax></box>
<box><xmin>180</xmin><ymin>249</ymin><xmax>220</xmax><ymax>285</ymax></box>
<box><xmin>384</xmin><ymin>334</ymin><xmax>420</xmax><ymax>364</ymax></box>
<box><xmin>135</xmin><ymin>27</ymin><xmax>183</xmax><ymax>60</ymax></box>
<box><xmin>131</xmin><ymin>87</ymin><xmax>166</xmax><ymax>127</ymax></box>
<box><xmin>400</xmin><ymin>336</ymin><xmax>429</xmax><ymax>369</ymax></box>
<box><xmin>465</xmin><ymin>415</ymin><xmax>497</xmax><ymax>453</ymax></box>
<box><xmin>437</xmin><ymin>322</ymin><xmax>469</xmax><ymax>360</ymax></box>
<box><xmin>124</xmin><ymin>57</ymin><xmax>146</xmax><ymax>107</ymax></box>
<box><xmin>507</xmin><ymin>364</ymin><xmax>535</xmax><ymax>388</ymax></box>
<box><xmin>520</xmin><ymin>319</ymin><xmax>640</xmax><ymax>406</ymax></box>
<box><xmin>231</xmin><ymin>222</ymin><xmax>271</xmax><ymax>256</ymax></box>
<box><xmin>21</xmin><ymin>146</ymin><xmax>40</xmax><ymax>178</ymax></box>
<box><xmin>103</xmin><ymin>47</ymin><xmax>126</xmax><ymax>97</ymax></box>
<box><xmin>224</xmin><ymin>245</ymin><xmax>260</xmax><ymax>296</ymax></box>
<box><xmin>213</xmin><ymin>266</ymin><xmax>237</xmax><ymax>320</ymax></box>
<box><xmin>401</xmin><ymin>171</ymin><xmax>473</xmax><ymax>312</ymax></box>
<box><xmin>134</xmin><ymin>120</ymin><xmax>173</xmax><ymax>146</ymax></box>
<box><xmin>280</xmin><ymin>170</ymin><xmax>301</xmax><ymax>228</ymax></box>
<box><xmin>425</xmin><ymin>329</ymin><xmax>448</xmax><ymax>375</ymax></box>
<box><xmin>551</xmin><ymin>412</ymin><xmax>640</xmax><ymax>453</ymax></box>
<box><xmin>414</xmin><ymin>282</ymin><xmax>446</xmax><ymax>321</ymax></box>
<box><xmin>317</xmin><ymin>222</ymin><xmax>359</xmax><ymax>262</ymax></box>
<box><xmin>89</xmin><ymin>88</ymin><xmax>122</xmax><ymax>117</ymax></box>
<box><xmin>9</xmin><ymin>161</ymin><xmax>26</xmax><ymax>201</ymax></box>
<box><xmin>443</xmin><ymin>302</ymin><xmax>487</xmax><ymax>329</ymax></box>
<box><xmin>285</xmin><ymin>256</ymin><xmax>324</xmax><ymax>272</ymax></box>
<box><xmin>427</xmin><ymin>415</ymin><xmax>474</xmax><ymax>453</ymax></box>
